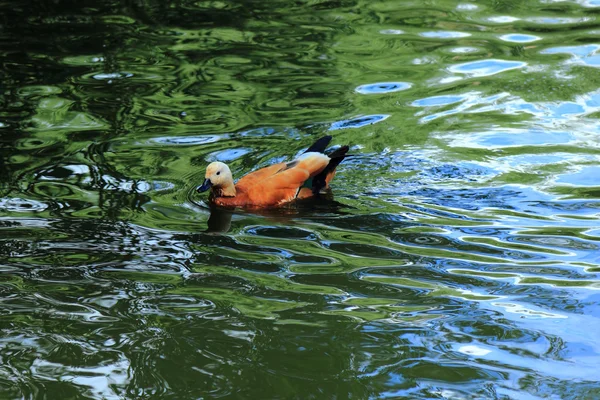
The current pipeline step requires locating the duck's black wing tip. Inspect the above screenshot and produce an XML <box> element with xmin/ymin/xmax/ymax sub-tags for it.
<box><xmin>304</xmin><ymin>135</ymin><xmax>333</xmax><ymax>154</ymax></box>
<box><xmin>311</xmin><ymin>144</ymin><xmax>350</xmax><ymax>195</ymax></box>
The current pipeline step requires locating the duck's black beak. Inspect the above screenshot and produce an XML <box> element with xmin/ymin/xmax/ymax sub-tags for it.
<box><xmin>196</xmin><ymin>178</ymin><xmax>212</xmax><ymax>193</ymax></box>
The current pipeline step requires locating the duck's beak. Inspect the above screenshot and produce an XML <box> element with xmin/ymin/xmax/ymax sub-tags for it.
<box><xmin>197</xmin><ymin>178</ymin><xmax>212</xmax><ymax>193</ymax></box>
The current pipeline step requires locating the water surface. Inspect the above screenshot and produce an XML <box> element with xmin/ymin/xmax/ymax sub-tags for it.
<box><xmin>1</xmin><ymin>0</ymin><xmax>600</xmax><ymax>398</ymax></box>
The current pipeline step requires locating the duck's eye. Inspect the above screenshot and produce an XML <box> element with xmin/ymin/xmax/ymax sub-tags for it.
<box><xmin>216</xmin><ymin>171</ymin><xmax>221</xmax><ymax>175</ymax></box>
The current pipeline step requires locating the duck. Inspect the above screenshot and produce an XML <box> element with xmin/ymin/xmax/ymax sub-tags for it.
<box><xmin>196</xmin><ymin>135</ymin><xmax>349</xmax><ymax>208</ymax></box>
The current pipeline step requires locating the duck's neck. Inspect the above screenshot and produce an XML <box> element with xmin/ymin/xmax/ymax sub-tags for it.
<box><xmin>213</xmin><ymin>183</ymin><xmax>236</xmax><ymax>197</ymax></box>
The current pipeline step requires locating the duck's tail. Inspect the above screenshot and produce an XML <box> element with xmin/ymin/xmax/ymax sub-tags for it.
<box><xmin>312</xmin><ymin>145</ymin><xmax>350</xmax><ymax>195</ymax></box>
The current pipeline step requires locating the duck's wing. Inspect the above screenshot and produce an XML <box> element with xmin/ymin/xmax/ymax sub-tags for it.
<box><xmin>235</xmin><ymin>162</ymin><xmax>287</xmax><ymax>192</ymax></box>
<box><xmin>303</xmin><ymin>135</ymin><xmax>332</xmax><ymax>153</ymax></box>
<box><xmin>236</xmin><ymin>149</ymin><xmax>330</xmax><ymax>189</ymax></box>
<box><xmin>243</xmin><ymin>153</ymin><xmax>330</xmax><ymax>205</ymax></box>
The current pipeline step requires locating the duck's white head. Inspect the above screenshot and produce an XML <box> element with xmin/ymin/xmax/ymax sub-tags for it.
<box><xmin>197</xmin><ymin>161</ymin><xmax>235</xmax><ymax>196</ymax></box>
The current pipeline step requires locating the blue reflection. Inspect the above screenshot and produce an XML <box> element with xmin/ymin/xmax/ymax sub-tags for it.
<box><xmin>449</xmin><ymin>59</ymin><xmax>527</xmax><ymax>77</ymax></box>
<box><xmin>239</xmin><ymin>127</ymin><xmax>278</xmax><ymax>137</ymax></box>
<box><xmin>499</xmin><ymin>34</ymin><xmax>541</xmax><ymax>43</ymax></box>
<box><xmin>580</xmin><ymin>55</ymin><xmax>600</xmax><ymax>66</ymax></box>
<box><xmin>476</xmin><ymin>131</ymin><xmax>573</xmax><ymax>147</ymax></box>
<box><xmin>415</xmin><ymin>87</ymin><xmax>600</xmax><ymax>125</ymax></box>
<box><xmin>329</xmin><ymin>114</ymin><xmax>390</xmax><ymax>130</ymax></box>
<box><xmin>557</xmin><ymin>166</ymin><xmax>600</xmax><ymax>186</ymax></box>
<box><xmin>542</xmin><ymin>44</ymin><xmax>600</xmax><ymax>67</ymax></box>
<box><xmin>412</xmin><ymin>95</ymin><xmax>467</xmax><ymax>107</ymax></box>
<box><xmin>419</xmin><ymin>31</ymin><xmax>471</xmax><ymax>38</ymax></box>
<box><xmin>586</xmin><ymin>92</ymin><xmax>600</xmax><ymax>108</ymax></box>
<box><xmin>410</xmin><ymin>185</ymin><xmax>553</xmax><ymax>212</ymax></box>
<box><xmin>553</xmin><ymin>103</ymin><xmax>585</xmax><ymax>117</ymax></box>
<box><xmin>510</xmin><ymin>102</ymin><xmax>542</xmax><ymax>115</ymax></box>
<box><xmin>499</xmin><ymin>154</ymin><xmax>567</xmax><ymax>167</ymax></box>
<box><xmin>542</xmin><ymin>44</ymin><xmax>600</xmax><ymax>57</ymax></box>
<box><xmin>209</xmin><ymin>148</ymin><xmax>251</xmax><ymax>161</ymax></box>
<box><xmin>355</xmin><ymin>82</ymin><xmax>412</xmax><ymax>94</ymax></box>
<box><xmin>152</xmin><ymin>135</ymin><xmax>223</xmax><ymax>145</ymax></box>
<box><xmin>422</xmin><ymin>162</ymin><xmax>497</xmax><ymax>181</ymax></box>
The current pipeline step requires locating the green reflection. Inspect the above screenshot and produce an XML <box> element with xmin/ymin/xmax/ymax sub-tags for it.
<box><xmin>1</xmin><ymin>0</ymin><xmax>600</xmax><ymax>398</ymax></box>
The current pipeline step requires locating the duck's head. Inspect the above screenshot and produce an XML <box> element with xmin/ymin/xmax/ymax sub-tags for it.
<box><xmin>197</xmin><ymin>161</ymin><xmax>234</xmax><ymax>195</ymax></box>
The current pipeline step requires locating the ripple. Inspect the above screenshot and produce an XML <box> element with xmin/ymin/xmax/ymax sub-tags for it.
<box><xmin>151</xmin><ymin>134</ymin><xmax>225</xmax><ymax>145</ymax></box>
<box><xmin>449</xmin><ymin>59</ymin><xmax>527</xmax><ymax>77</ymax></box>
<box><xmin>491</xmin><ymin>302</ymin><xmax>568</xmax><ymax>319</ymax></box>
<box><xmin>412</xmin><ymin>94</ymin><xmax>469</xmax><ymax>107</ymax></box>
<box><xmin>355</xmin><ymin>82</ymin><xmax>412</xmax><ymax>94</ymax></box>
<box><xmin>542</xmin><ymin>44</ymin><xmax>600</xmax><ymax>68</ymax></box>
<box><xmin>527</xmin><ymin>16</ymin><xmax>594</xmax><ymax>24</ymax></box>
<box><xmin>3</xmin><ymin>1</ymin><xmax>600</xmax><ymax>399</ymax></box>
<box><xmin>557</xmin><ymin>166</ymin><xmax>600</xmax><ymax>186</ymax></box>
<box><xmin>31</xmin><ymin>357</ymin><xmax>130</xmax><ymax>399</ymax></box>
<box><xmin>517</xmin><ymin>276</ymin><xmax>600</xmax><ymax>290</ymax></box>
<box><xmin>486</xmin><ymin>16</ymin><xmax>520</xmax><ymax>23</ymax></box>
<box><xmin>457</xmin><ymin>4</ymin><xmax>478</xmax><ymax>10</ymax></box>
<box><xmin>39</xmin><ymin>164</ymin><xmax>90</xmax><ymax>181</ymax></box>
<box><xmin>207</xmin><ymin>147</ymin><xmax>252</xmax><ymax>161</ymax></box>
<box><xmin>457</xmin><ymin>345</ymin><xmax>492</xmax><ymax>356</ymax></box>
<box><xmin>15</xmin><ymin>137</ymin><xmax>60</xmax><ymax>150</ymax></box>
<box><xmin>92</xmin><ymin>72</ymin><xmax>134</xmax><ymax>80</ymax></box>
<box><xmin>0</xmin><ymin>198</ymin><xmax>48</xmax><ymax>212</ymax></box>
<box><xmin>444</xmin><ymin>129</ymin><xmax>575</xmax><ymax>148</ymax></box>
<box><xmin>63</xmin><ymin>164</ymin><xmax>90</xmax><ymax>175</ymax></box>
<box><xmin>411</xmin><ymin>91</ymin><xmax>510</xmax><ymax>122</ymax></box>
<box><xmin>495</xmin><ymin>153</ymin><xmax>584</xmax><ymax>169</ymax></box>
<box><xmin>17</xmin><ymin>85</ymin><xmax>62</xmax><ymax>96</ymax></box>
<box><xmin>61</xmin><ymin>55</ymin><xmax>104</xmax><ymax>66</ymax></box>
<box><xmin>542</xmin><ymin>44</ymin><xmax>600</xmax><ymax>58</ymax></box>
<box><xmin>449</xmin><ymin>46</ymin><xmax>481</xmax><ymax>53</ymax></box>
<box><xmin>580</xmin><ymin>0</ymin><xmax>600</xmax><ymax>7</ymax></box>
<box><xmin>499</xmin><ymin>34</ymin><xmax>541</xmax><ymax>43</ymax></box>
<box><xmin>329</xmin><ymin>114</ymin><xmax>390</xmax><ymax>130</ymax></box>
<box><xmin>379</xmin><ymin>29</ymin><xmax>404</xmax><ymax>35</ymax></box>
<box><xmin>419</xmin><ymin>31</ymin><xmax>471</xmax><ymax>38</ymax></box>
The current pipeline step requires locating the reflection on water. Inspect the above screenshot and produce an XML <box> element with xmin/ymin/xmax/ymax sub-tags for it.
<box><xmin>1</xmin><ymin>0</ymin><xmax>600</xmax><ymax>398</ymax></box>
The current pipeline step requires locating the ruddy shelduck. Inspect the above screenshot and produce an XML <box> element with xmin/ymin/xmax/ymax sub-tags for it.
<box><xmin>197</xmin><ymin>136</ymin><xmax>349</xmax><ymax>208</ymax></box>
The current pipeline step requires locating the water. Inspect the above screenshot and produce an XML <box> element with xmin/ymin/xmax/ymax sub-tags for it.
<box><xmin>1</xmin><ymin>0</ymin><xmax>600</xmax><ymax>398</ymax></box>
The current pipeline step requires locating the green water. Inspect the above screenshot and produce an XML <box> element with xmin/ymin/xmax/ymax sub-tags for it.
<box><xmin>2</xmin><ymin>0</ymin><xmax>600</xmax><ymax>398</ymax></box>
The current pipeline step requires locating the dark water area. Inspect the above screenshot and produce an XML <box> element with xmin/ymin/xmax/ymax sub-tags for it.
<box><xmin>2</xmin><ymin>0</ymin><xmax>600</xmax><ymax>398</ymax></box>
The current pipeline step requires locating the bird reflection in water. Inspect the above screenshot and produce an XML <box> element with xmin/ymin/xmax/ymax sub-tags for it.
<box><xmin>203</xmin><ymin>192</ymin><xmax>351</xmax><ymax>234</ymax></box>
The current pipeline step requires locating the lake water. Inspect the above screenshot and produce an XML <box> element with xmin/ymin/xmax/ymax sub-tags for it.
<box><xmin>1</xmin><ymin>0</ymin><xmax>600</xmax><ymax>398</ymax></box>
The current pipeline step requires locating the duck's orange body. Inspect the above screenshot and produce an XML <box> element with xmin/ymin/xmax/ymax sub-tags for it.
<box><xmin>197</xmin><ymin>136</ymin><xmax>349</xmax><ymax>208</ymax></box>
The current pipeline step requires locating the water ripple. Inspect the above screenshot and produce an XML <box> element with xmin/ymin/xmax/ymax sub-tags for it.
<box><xmin>2</xmin><ymin>0</ymin><xmax>600</xmax><ymax>398</ymax></box>
<box><xmin>419</xmin><ymin>31</ymin><xmax>471</xmax><ymax>38</ymax></box>
<box><xmin>449</xmin><ymin>59</ymin><xmax>528</xmax><ymax>77</ymax></box>
<box><xmin>499</xmin><ymin>34</ymin><xmax>541</xmax><ymax>43</ymax></box>
<box><xmin>355</xmin><ymin>82</ymin><xmax>412</xmax><ymax>94</ymax></box>
<box><xmin>329</xmin><ymin>114</ymin><xmax>390</xmax><ymax>130</ymax></box>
